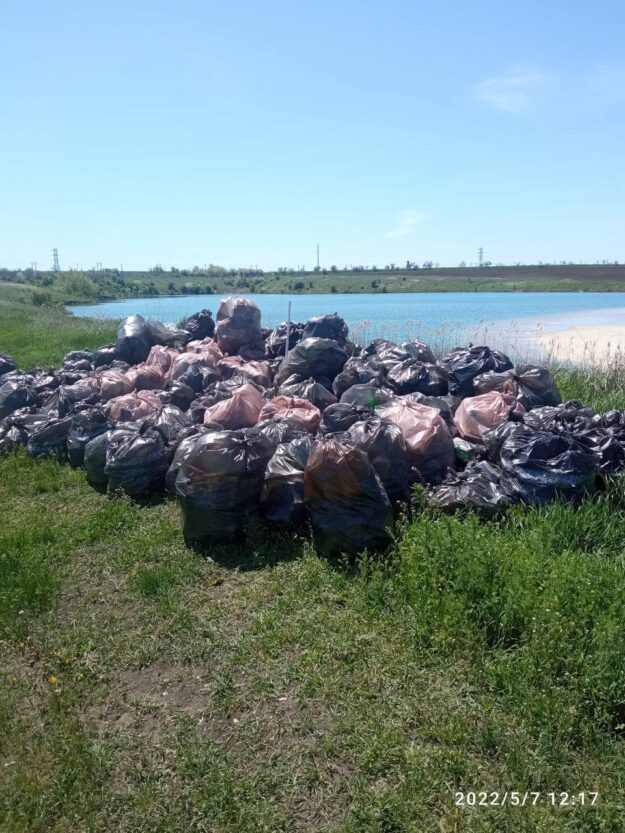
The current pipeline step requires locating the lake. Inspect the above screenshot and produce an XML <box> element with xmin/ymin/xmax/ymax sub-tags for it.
<box><xmin>69</xmin><ymin>292</ymin><xmax>625</xmax><ymax>360</ymax></box>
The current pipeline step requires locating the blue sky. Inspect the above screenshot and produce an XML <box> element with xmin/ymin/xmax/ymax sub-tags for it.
<box><xmin>1</xmin><ymin>0</ymin><xmax>624</xmax><ymax>271</ymax></box>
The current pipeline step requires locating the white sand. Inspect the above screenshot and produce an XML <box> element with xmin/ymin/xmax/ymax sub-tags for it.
<box><xmin>538</xmin><ymin>324</ymin><xmax>625</xmax><ymax>365</ymax></box>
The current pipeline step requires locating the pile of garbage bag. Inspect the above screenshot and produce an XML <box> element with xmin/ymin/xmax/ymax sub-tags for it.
<box><xmin>2</xmin><ymin>294</ymin><xmax>620</xmax><ymax>557</ymax></box>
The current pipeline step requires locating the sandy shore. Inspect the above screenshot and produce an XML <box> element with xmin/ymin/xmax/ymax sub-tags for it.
<box><xmin>538</xmin><ymin>324</ymin><xmax>625</xmax><ymax>365</ymax></box>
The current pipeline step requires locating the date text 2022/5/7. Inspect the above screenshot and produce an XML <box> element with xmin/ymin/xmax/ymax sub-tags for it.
<box><xmin>454</xmin><ymin>791</ymin><xmax>599</xmax><ymax>808</ymax></box>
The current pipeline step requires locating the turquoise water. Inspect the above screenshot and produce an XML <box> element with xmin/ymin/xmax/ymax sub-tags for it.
<box><xmin>68</xmin><ymin>292</ymin><xmax>625</xmax><ymax>357</ymax></box>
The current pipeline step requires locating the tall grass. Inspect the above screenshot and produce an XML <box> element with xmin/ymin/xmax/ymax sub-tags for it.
<box><xmin>0</xmin><ymin>303</ymin><xmax>118</xmax><ymax>368</ymax></box>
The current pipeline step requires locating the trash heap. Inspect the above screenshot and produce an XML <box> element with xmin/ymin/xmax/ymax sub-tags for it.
<box><xmin>0</xmin><ymin>298</ymin><xmax>620</xmax><ymax>556</ymax></box>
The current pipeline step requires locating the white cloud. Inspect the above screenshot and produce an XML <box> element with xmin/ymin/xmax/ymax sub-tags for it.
<box><xmin>475</xmin><ymin>69</ymin><xmax>548</xmax><ymax>114</ymax></box>
<box><xmin>386</xmin><ymin>209</ymin><xmax>425</xmax><ymax>239</ymax></box>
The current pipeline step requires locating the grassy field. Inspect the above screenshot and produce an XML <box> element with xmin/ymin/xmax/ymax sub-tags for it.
<box><xmin>3</xmin><ymin>263</ymin><xmax>625</xmax><ymax>306</ymax></box>
<box><xmin>1</xmin><ymin>299</ymin><xmax>625</xmax><ymax>831</ymax></box>
<box><xmin>0</xmin><ymin>293</ymin><xmax>118</xmax><ymax>369</ymax></box>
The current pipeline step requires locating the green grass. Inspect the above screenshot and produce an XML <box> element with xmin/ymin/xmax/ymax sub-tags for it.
<box><xmin>0</xmin><ymin>293</ymin><xmax>118</xmax><ymax>368</ymax></box>
<box><xmin>2</xmin><ymin>299</ymin><xmax>625</xmax><ymax>831</ymax></box>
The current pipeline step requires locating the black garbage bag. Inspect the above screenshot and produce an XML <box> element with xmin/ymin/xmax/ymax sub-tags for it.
<box><xmin>84</xmin><ymin>430</ymin><xmax>112</xmax><ymax>488</ymax></box>
<box><xmin>2</xmin><ymin>409</ymin><xmax>46</xmax><ymax>431</ymax></box>
<box><xmin>430</xmin><ymin>461</ymin><xmax>513</xmax><ymax>518</ymax></box>
<box><xmin>278</xmin><ymin>377</ymin><xmax>337</xmax><ymax>411</ymax></box>
<box><xmin>276</xmin><ymin>372</ymin><xmax>306</xmax><ymax>389</ymax></box>
<box><xmin>42</xmin><ymin>382</ymin><xmax>99</xmax><ymax>418</ymax></box>
<box><xmin>319</xmin><ymin>403</ymin><xmax>373</xmax><ymax>434</ymax></box>
<box><xmin>237</xmin><ymin>337</ymin><xmax>267</xmax><ymax>361</ymax></box>
<box><xmin>400</xmin><ymin>340</ymin><xmax>436</xmax><ymax>363</ymax></box>
<box><xmin>175</xmin><ymin>430</ymin><xmax>275</xmax><ymax>544</ymax></box>
<box><xmin>372</xmin><ymin>345</ymin><xmax>416</xmax><ymax>371</ymax></box>
<box><xmin>176</xmin><ymin>363</ymin><xmax>221</xmax><ymax>394</ymax></box>
<box><xmin>104</xmin><ymin>426</ymin><xmax>170</xmax><ymax>496</ymax></box>
<box><xmin>386</xmin><ymin>360</ymin><xmax>448</xmax><ymax>396</ymax></box>
<box><xmin>116</xmin><ymin>316</ymin><xmax>187</xmax><ymax>366</ymax></box>
<box><xmin>63</xmin><ymin>350</ymin><xmax>93</xmax><ymax>365</ymax></box>
<box><xmin>168</xmin><ymin>383</ymin><xmax>196</xmax><ymax>411</ymax></box>
<box><xmin>67</xmin><ymin>407</ymin><xmax>112</xmax><ymax>467</ymax></box>
<box><xmin>347</xmin><ymin>417</ymin><xmax>409</xmax><ymax>500</ymax></box>
<box><xmin>145</xmin><ymin>404</ymin><xmax>192</xmax><ymax>444</ymax></box>
<box><xmin>266</xmin><ymin>322</ymin><xmax>304</xmax><ymax>358</ymax></box>
<box><xmin>301</xmin><ymin>313</ymin><xmax>348</xmax><ymax>346</ymax></box>
<box><xmin>440</xmin><ymin>346</ymin><xmax>513</xmax><ymax>397</ymax></box>
<box><xmin>165</xmin><ymin>427</ymin><xmax>210</xmax><ymax>494</ymax></box>
<box><xmin>27</xmin><ymin>417</ymin><xmax>72</xmax><ymax>461</ymax></box>
<box><xmin>276</xmin><ymin>338</ymin><xmax>348</xmax><ymax>385</ymax></box>
<box><xmin>63</xmin><ymin>350</ymin><xmax>93</xmax><ymax>373</ymax></box>
<box><xmin>0</xmin><ymin>354</ymin><xmax>17</xmax><ymax>378</ymax></box>
<box><xmin>31</xmin><ymin>370</ymin><xmax>61</xmax><ymax>394</ymax></box>
<box><xmin>84</xmin><ymin>426</ymin><xmax>140</xmax><ymax>489</ymax></box>
<box><xmin>362</xmin><ymin>338</ymin><xmax>395</xmax><ymax>356</ymax></box>
<box><xmin>522</xmin><ymin>400</ymin><xmax>596</xmax><ymax>434</ymax></box>
<box><xmin>145</xmin><ymin>319</ymin><xmax>190</xmax><ymax>346</ymax></box>
<box><xmin>601</xmin><ymin>410</ymin><xmax>625</xmax><ymax>443</ymax></box>
<box><xmin>94</xmin><ymin>345</ymin><xmax>118</xmax><ymax>369</ymax></box>
<box><xmin>574</xmin><ymin>427</ymin><xmax>625</xmax><ymax>475</ymax></box>
<box><xmin>500</xmin><ymin>430</ymin><xmax>598</xmax><ymax>506</ymax></box>
<box><xmin>304</xmin><ymin>437</ymin><xmax>393</xmax><ymax>557</ymax></box>
<box><xmin>482</xmin><ymin>420</ymin><xmax>534</xmax><ymax>462</ymax></box>
<box><xmin>473</xmin><ymin>369</ymin><xmax>516</xmax><ymax>396</ymax></box>
<box><xmin>214</xmin><ymin>296</ymin><xmax>262</xmax><ymax>355</ymax></box>
<box><xmin>513</xmin><ymin>365</ymin><xmax>561</xmax><ymax>409</ymax></box>
<box><xmin>186</xmin><ymin>309</ymin><xmax>215</xmax><ymax>339</ymax></box>
<box><xmin>370</xmin><ymin>340</ymin><xmax>435</xmax><ymax>367</ymax></box>
<box><xmin>189</xmin><ymin>394</ymin><xmax>216</xmax><ymax>424</ymax></box>
<box><xmin>0</xmin><ymin>381</ymin><xmax>40</xmax><ymax>419</ymax></box>
<box><xmin>474</xmin><ymin>365</ymin><xmax>561</xmax><ymax>410</ymax></box>
<box><xmin>261</xmin><ymin>435</ymin><xmax>313</xmax><ymax>524</ymax></box>
<box><xmin>0</xmin><ymin>370</ymin><xmax>31</xmax><ymax>385</ymax></box>
<box><xmin>116</xmin><ymin>315</ymin><xmax>153</xmax><ymax>365</ymax></box>
<box><xmin>246</xmin><ymin>418</ymin><xmax>307</xmax><ymax>450</ymax></box>
<box><xmin>340</xmin><ymin>383</ymin><xmax>394</xmax><ymax>408</ymax></box>
<box><xmin>60</xmin><ymin>371</ymin><xmax>90</xmax><ymax>386</ymax></box>
<box><xmin>0</xmin><ymin>420</ymin><xmax>28</xmax><ymax>455</ymax></box>
<box><xmin>332</xmin><ymin>357</ymin><xmax>387</xmax><ymax>398</ymax></box>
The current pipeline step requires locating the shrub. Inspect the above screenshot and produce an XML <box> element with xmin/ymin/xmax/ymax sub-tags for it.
<box><xmin>31</xmin><ymin>290</ymin><xmax>53</xmax><ymax>307</ymax></box>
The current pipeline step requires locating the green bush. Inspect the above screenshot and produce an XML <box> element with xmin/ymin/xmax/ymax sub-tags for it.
<box><xmin>31</xmin><ymin>290</ymin><xmax>53</xmax><ymax>306</ymax></box>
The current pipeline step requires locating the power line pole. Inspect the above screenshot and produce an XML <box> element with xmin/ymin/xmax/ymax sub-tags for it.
<box><xmin>478</xmin><ymin>247</ymin><xmax>484</xmax><ymax>268</ymax></box>
<box><xmin>52</xmin><ymin>248</ymin><xmax>60</xmax><ymax>271</ymax></box>
<box><xmin>316</xmin><ymin>244</ymin><xmax>320</xmax><ymax>270</ymax></box>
